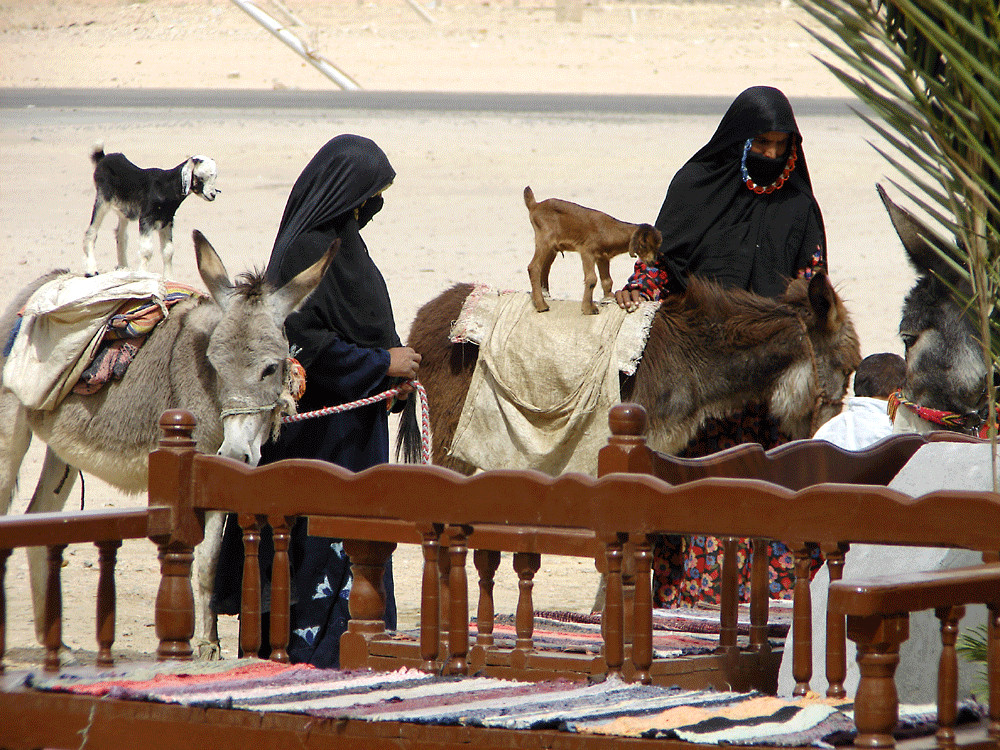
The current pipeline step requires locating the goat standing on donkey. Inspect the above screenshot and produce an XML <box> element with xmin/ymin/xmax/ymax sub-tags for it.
<box><xmin>524</xmin><ymin>186</ymin><xmax>661</xmax><ymax>314</ymax></box>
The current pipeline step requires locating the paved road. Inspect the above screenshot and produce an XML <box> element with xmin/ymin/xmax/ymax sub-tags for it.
<box><xmin>0</xmin><ymin>87</ymin><xmax>862</xmax><ymax>116</ymax></box>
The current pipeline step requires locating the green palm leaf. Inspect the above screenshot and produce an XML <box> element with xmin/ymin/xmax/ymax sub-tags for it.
<box><xmin>794</xmin><ymin>0</ymin><xmax>1000</xmax><ymax>449</ymax></box>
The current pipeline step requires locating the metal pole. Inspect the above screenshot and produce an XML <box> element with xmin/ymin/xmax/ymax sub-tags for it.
<box><xmin>404</xmin><ymin>0</ymin><xmax>437</xmax><ymax>24</ymax></box>
<box><xmin>229</xmin><ymin>0</ymin><xmax>361</xmax><ymax>91</ymax></box>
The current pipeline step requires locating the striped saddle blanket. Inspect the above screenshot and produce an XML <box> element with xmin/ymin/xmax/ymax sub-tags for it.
<box><xmin>25</xmin><ymin>660</ymin><xmax>983</xmax><ymax>746</ymax></box>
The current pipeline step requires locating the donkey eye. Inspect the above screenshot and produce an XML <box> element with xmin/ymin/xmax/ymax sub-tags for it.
<box><xmin>900</xmin><ymin>333</ymin><xmax>917</xmax><ymax>349</ymax></box>
<box><xmin>261</xmin><ymin>363</ymin><xmax>278</xmax><ymax>380</ymax></box>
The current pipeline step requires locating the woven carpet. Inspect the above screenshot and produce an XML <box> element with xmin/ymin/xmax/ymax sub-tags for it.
<box><xmin>453</xmin><ymin>605</ymin><xmax>793</xmax><ymax>658</ymax></box>
<box><xmin>26</xmin><ymin>661</ymin><xmax>982</xmax><ymax>746</ymax></box>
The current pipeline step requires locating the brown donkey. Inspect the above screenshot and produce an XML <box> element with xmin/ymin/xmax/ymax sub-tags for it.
<box><xmin>524</xmin><ymin>186</ymin><xmax>662</xmax><ymax>314</ymax></box>
<box><xmin>398</xmin><ymin>272</ymin><xmax>861</xmax><ymax>471</ymax></box>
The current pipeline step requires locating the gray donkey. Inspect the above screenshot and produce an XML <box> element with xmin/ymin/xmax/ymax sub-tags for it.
<box><xmin>0</xmin><ymin>231</ymin><xmax>334</xmax><ymax>659</ymax></box>
<box><xmin>878</xmin><ymin>185</ymin><xmax>993</xmax><ymax>435</ymax></box>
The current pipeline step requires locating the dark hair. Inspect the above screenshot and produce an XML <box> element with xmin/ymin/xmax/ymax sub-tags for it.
<box><xmin>853</xmin><ymin>353</ymin><xmax>907</xmax><ymax>398</ymax></box>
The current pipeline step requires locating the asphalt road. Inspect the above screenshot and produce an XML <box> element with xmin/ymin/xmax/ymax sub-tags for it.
<box><xmin>0</xmin><ymin>87</ymin><xmax>862</xmax><ymax>117</ymax></box>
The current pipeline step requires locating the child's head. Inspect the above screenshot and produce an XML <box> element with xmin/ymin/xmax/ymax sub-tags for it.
<box><xmin>854</xmin><ymin>353</ymin><xmax>907</xmax><ymax>399</ymax></box>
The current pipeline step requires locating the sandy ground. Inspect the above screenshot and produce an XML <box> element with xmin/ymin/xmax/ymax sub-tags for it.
<box><xmin>0</xmin><ymin>0</ymin><xmax>918</xmax><ymax>668</ymax></box>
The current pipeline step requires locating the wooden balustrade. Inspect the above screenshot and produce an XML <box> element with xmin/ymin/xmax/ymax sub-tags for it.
<box><xmin>1</xmin><ymin>406</ymin><xmax>998</xmax><ymax>750</ymax></box>
<box><xmin>0</xmin><ymin>506</ymin><xmax>170</xmax><ymax>671</ymax></box>
<box><xmin>830</xmin><ymin>563</ymin><xmax>1000</xmax><ymax>748</ymax></box>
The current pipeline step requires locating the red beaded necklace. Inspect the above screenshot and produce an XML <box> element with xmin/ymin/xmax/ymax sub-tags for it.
<box><xmin>742</xmin><ymin>141</ymin><xmax>798</xmax><ymax>195</ymax></box>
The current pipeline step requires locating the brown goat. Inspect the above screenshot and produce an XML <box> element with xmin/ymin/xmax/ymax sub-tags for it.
<box><xmin>524</xmin><ymin>186</ymin><xmax>662</xmax><ymax>314</ymax></box>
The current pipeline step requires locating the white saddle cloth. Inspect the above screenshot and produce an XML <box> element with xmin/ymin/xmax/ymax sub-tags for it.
<box><xmin>3</xmin><ymin>270</ymin><xmax>165</xmax><ymax>410</ymax></box>
<box><xmin>448</xmin><ymin>286</ymin><xmax>658</xmax><ymax>476</ymax></box>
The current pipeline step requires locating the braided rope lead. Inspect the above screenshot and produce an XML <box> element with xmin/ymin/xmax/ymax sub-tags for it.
<box><xmin>281</xmin><ymin>380</ymin><xmax>432</xmax><ymax>464</ymax></box>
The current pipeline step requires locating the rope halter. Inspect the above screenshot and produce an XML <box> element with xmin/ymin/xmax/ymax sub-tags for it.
<box><xmin>218</xmin><ymin>356</ymin><xmax>307</xmax><ymax>441</ymax></box>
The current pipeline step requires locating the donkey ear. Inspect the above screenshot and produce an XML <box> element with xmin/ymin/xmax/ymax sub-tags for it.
<box><xmin>876</xmin><ymin>184</ymin><xmax>966</xmax><ymax>286</ymax></box>
<box><xmin>807</xmin><ymin>271</ymin><xmax>837</xmax><ymax>331</ymax></box>
<box><xmin>270</xmin><ymin>239</ymin><xmax>338</xmax><ymax>323</ymax></box>
<box><xmin>193</xmin><ymin>230</ymin><xmax>233</xmax><ymax>308</ymax></box>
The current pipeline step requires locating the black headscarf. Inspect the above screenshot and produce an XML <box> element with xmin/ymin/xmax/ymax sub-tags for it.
<box><xmin>266</xmin><ymin>134</ymin><xmax>400</xmax><ymax>351</ymax></box>
<box><xmin>653</xmin><ymin>86</ymin><xmax>826</xmax><ymax>298</ymax></box>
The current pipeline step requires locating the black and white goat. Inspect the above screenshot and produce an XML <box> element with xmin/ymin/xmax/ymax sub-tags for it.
<box><xmin>82</xmin><ymin>143</ymin><xmax>220</xmax><ymax>278</ymax></box>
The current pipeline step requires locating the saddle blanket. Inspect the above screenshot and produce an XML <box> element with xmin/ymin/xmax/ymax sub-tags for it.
<box><xmin>25</xmin><ymin>660</ymin><xmax>984</xmax><ymax>746</ymax></box>
<box><xmin>2</xmin><ymin>270</ymin><xmax>198</xmax><ymax>409</ymax></box>
<box><xmin>448</xmin><ymin>285</ymin><xmax>660</xmax><ymax>475</ymax></box>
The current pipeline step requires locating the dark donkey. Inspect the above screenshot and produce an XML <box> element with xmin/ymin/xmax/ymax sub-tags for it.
<box><xmin>878</xmin><ymin>185</ymin><xmax>994</xmax><ymax>436</ymax></box>
<box><xmin>397</xmin><ymin>272</ymin><xmax>861</xmax><ymax>470</ymax></box>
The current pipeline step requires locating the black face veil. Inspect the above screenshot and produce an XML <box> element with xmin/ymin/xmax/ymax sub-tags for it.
<box><xmin>265</xmin><ymin>134</ymin><xmax>401</xmax><ymax>351</ymax></box>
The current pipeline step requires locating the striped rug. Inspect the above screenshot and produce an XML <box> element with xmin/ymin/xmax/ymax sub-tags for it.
<box><xmin>25</xmin><ymin>661</ymin><xmax>981</xmax><ymax>745</ymax></box>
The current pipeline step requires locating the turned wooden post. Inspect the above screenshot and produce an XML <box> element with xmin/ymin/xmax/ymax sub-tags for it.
<box><xmin>598</xmin><ymin>403</ymin><xmax>652</xmax><ymax>476</ymax></box>
<box><xmin>0</xmin><ymin>548</ymin><xmax>9</xmax><ymax>673</ymax></box>
<box><xmin>95</xmin><ymin>539</ymin><xmax>121</xmax><ymax>666</ymax></box>
<box><xmin>238</xmin><ymin>514</ymin><xmax>262</xmax><ymax>659</ymax></box>
<box><xmin>791</xmin><ymin>541</ymin><xmax>814</xmax><ymax>696</ymax></box>
<box><xmin>437</xmin><ymin>539</ymin><xmax>451</xmax><ymax>661</ymax></box>
<box><xmin>43</xmin><ymin>544</ymin><xmax>66</xmax><ymax>672</ymax></box>
<box><xmin>749</xmin><ymin>537</ymin><xmax>770</xmax><ymax>652</ymax></box>
<box><xmin>848</xmin><ymin>613</ymin><xmax>908</xmax><ymax>749</ymax></box>
<box><xmin>267</xmin><ymin>515</ymin><xmax>293</xmax><ymax>663</ymax></box>
<box><xmin>150</xmin><ymin>410</ymin><xmax>202</xmax><ymax>661</ymax></box>
<box><xmin>622</xmin><ymin>541</ymin><xmax>636</xmax><ymax>646</ymax></box>
<box><xmin>419</xmin><ymin>524</ymin><xmax>441</xmax><ymax>671</ymax></box>
<box><xmin>340</xmin><ymin>538</ymin><xmax>395</xmax><ymax>670</ymax></box>
<box><xmin>718</xmin><ymin>536</ymin><xmax>739</xmax><ymax>654</ymax></box>
<box><xmin>935</xmin><ymin>605</ymin><xmax>964</xmax><ymax>748</ymax></box>
<box><xmin>474</xmin><ymin>549</ymin><xmax>501</xmax><ymax>647</ymax></box>
<box><xmin>513</xmin><ymin>551</ymin><xmax>541</xmax><ymax>653</ymax></box>
<box><xmin>632</xmin><ymin>534</ymin><xmax>653</xmax><ymax>684</ymax></box>
<box><xmin>603</xmin><ymin>533</ymin><xmax>626</xmax><ymax>678</ymax></box>
<box><xmin>445</xmin><ymin>525</ymin><xmax>470</xmax><ymax>676</ymax></box>
<box><xmin>824</xmin><ymin>542</ymin><xmax>849</xmax><ymax>698</ymax></box>
<box><xmin>154</xmin><ymin>543</ymin><xmax>196</xmax><ymax>661</ymax></box>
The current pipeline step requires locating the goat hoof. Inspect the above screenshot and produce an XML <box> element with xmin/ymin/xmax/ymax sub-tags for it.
<box><xmin>195</xmin><ymin>639</ymin><xmax>223</xmax><ymax>661</ymax></box>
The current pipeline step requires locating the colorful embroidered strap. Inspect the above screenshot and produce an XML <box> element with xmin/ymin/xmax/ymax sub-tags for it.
<box><xmin>105</xmin><ymin>283</ymin><xmax>203</xmax><ymax>340</ymax></box>
<box><xmin>888</xmin><ymin>389</ymin><xmax>994</xmax><ymax>438</ymax></box>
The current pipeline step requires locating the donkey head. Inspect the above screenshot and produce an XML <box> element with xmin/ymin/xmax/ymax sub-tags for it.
<box><xmin>878</xmin><ymin>185</ymin><xmax>990</xmax><ymax>425</ymax></box>
<box><xmin>193</xmin><ymin>230</ymin><xmax>335</xmax><ymax>465</ymax></box>
<box><xmin>776</xmin><ymin>271</ymin><xmax>861</xmax><ymax>438</ymax></box>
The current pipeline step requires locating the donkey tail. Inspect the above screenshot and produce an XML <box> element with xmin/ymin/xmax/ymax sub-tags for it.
<box><xmin>394</xmin><ymin>395</ymin><xmax>423</xmax><ymax>464</ymax></box>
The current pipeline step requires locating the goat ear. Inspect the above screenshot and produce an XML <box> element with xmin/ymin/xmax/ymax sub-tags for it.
<box><xmin>806</xmin><ymin>271</ymin><xmax>837</xmax><ymax>331</ymax></box>
<box><xmin>270</xmin><ymin>239</ymin><xmax>339</xmax><ymax>323</ymax></box>
<box><xmin>193</xmin><ymin>230</ymin><xmax>233</xmax><ymax>308</ymax></box>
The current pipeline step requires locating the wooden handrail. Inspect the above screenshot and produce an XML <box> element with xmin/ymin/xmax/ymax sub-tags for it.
<box><xmin>829</xmin><ymin>563</ymin><xmax>1000</xmax><ymax>617</ymax></box>
<box><xmin>0</xmin><ymin>507</ymin><xmax>171</xmax><ymax>550</ymax></box>
<box><xmin>0</xmin><ymin>505</ymin><xmax>172</xmax><ymax>672</ymax></box>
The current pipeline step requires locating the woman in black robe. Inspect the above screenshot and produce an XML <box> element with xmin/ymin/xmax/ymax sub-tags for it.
<box><xmin>618</xmin><ymin>85</ymin><xmax>826</xmax><ymax>306</ymax></box>
<box><xmin>214</xmin><ymin>134</ymin><xmax>421</xmax><ymax>667</ymax></box>
<box><xmin>615</xmin><ymin>87</ymin><xmax>827</xmax><ymax>607</ymax></box>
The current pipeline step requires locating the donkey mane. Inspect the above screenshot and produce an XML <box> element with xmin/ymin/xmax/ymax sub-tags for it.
<box><xmin>667</xmin><ymin>275</ymin><xmax>805</xmax><ymax>349</ymax></box>
<box><xmin>233</xmin><ymin>270</ymin><xmax>269</xmax><ymax>302</ymax></box>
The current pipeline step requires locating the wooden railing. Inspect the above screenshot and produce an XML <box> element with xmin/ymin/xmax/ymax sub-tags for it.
<box><xmin>0</xmin><ymin>506</ymin><xmax>170</xmax><ymax>671</ymax></box>
<box><xmin>144</xmin><ymin>408</ymin><xmax>1000</xmax><ymax>747</ymax></box>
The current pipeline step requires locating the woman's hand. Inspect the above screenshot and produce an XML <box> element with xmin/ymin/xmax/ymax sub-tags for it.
<box><xmin>388</xmin><ymin>346</ymin><xmax>421</xmax><ymax>382</ymax></box>
<box><xmin>615</xmin><ymin>288</ymin><xmax>647</xmax><ymax>313</ymax></box>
